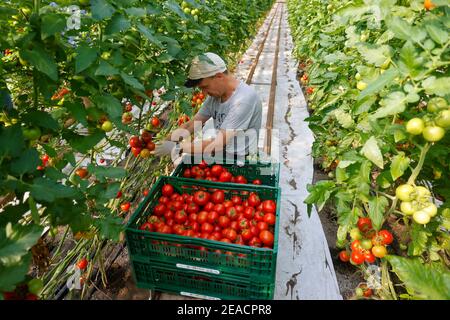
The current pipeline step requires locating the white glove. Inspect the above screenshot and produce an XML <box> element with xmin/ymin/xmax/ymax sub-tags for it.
<box><xmin>153</xmin><ymin>141</ymin><xmax>177</xmax><ymax>157</ymax></box>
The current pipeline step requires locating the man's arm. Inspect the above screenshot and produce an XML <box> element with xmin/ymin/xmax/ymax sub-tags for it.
<box><xmin>166</xmin><ymin>112</ymin><xmax>210</xmax><ymax>142</ymax></box>
<box><xmin>180</xmin><ymin>128</ymin><xmax>236</xmax><ymax>155</ymax></box>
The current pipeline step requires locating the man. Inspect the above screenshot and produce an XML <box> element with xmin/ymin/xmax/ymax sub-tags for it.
<box><xmin>153</xmin><ymin>52</ymin><xmax>262</xmax><ymax>162</ymax></box>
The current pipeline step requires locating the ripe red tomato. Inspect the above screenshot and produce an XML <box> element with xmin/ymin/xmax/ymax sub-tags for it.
<box><xmin>350</xmin><ymin>251</ymin><xmax>365</xmax><ymax>265</ymax></box>
<box><xmin>231</xmin><ymin>195</ymin><xmax>242</xmax><ymax>206</ymax></box>
<box><xmin>248</xmin><ymin>193</ymin><xmax>261</xmax><ymax>207</ymax></box>
<box><xmin>235</xmin><ymin>175</ymin><xmax>248</xmax><ymax>184</ymax></box>
<box><xmin>211</xmin><ymin>165</ymin><xmax>224</xmax><ymax>177</ymax></box>
<box><xmin>223</xmin><ymin>228</ymin><xmax>237</xmax><ymax>241</ymax></box>
<box><xmin>339</xmin><ymin>250</ymin><xmax>350</xmax><ymax>262</ymax></box>
<box><xmin>120</xmin><ymin>202</ymin><xmax>131</xmax><ymax>212</ymax></box>
<box><xmin>193</xmin><ymin>191</ymin><xmax>210</xmax><ymax>206</ymax></box>
<box><xmin>218</xmin><ymin>215</ymin><xmax>231</xmax><ymax>228</ymax></box>
<box><xmin>175</xmin><ymin>210</ymin><xmax>187</xmax><ymax>224</ymax></box>
<box><xmin>219</xmin><ymin>171</ymin><xmax>232</xmax><ymax>182</ymax></box>
<box><xmin>357</xmin><ymin>217</ymin><xmax>373</xmax><ymax>233</ymax></box>
<box><xmin>197</xmin><ymin>211</ymin><xmax>208</xmax><ymax>224</ymax></box>
<box><xmin>129</xmin><ymin>136</ymin><xmax>141</xmax><ymax>148</ymax></box>
<box><xmin>256</xmin><ymin>221</ymin><xmax>269</xmax><ymax>232</ymax></box>
<box><xmin>153</xmin><ymin>204</ymin><xmax>166</xmax><ymax>216</ymax></box>
<box><xmin>238</xmin><ymin>218</ymin><xmax>250</xmax><ymax>230</ymax></box>
<box><xmin>254</xmin><ymin>211</ymin><xmax>265</xmax><ymax>221</ymax></box>
<box><xmin>183</xmin><ymin>168</ymin><xmax>191</xmax><ymax>178</ymax></box>
<box><xmin>161</xmin><ymin>184</ymin><xmax>174</xmax><ymax>197</ymax></box>
<box><xmin>207</xmin><ymin>211</ymin><xmax>219</xmax><ymax>224</ymax></box>
<box><xmin>350</xmin><ymin>240</ymin><xmax>362</xmax><ymax>253</ymax></box>
<box><xmin>226</xmin><ymin>207</ymin><xmax>238</xmax><ymax>220</ymax></box>
<box><xmin>364</xmin><ymin>251</ymin><xmax>376</xmax><ymax>264</ymax></box>
<box><xmin>252</xmin><ymin>179</ymin><xmax>262</xmax><ymax>185</ymax></box>
<box><xmin>263</xmin><ymin>213</ymin><xmax>276</xmax><ymax>225</ymax></box>
<box><xmin>75</xmin><ymin>168</ymin><xmax>89</xmax><ymax>179</ymax></box>
<box><xmin>243</xmin><ymin>207</ymin><xmax>255</xmax><ymax>219</ymax></box>
<box><xmin>378</xmin><ymin>230</ymin><xmax>394</xmax><ymax>245</ymax></box>
<box><xmin>211</xmin><ymin>190</ymin><xmax>225</xmax><ymax>204</ymax></box>
<box><xmin>223</xmin><ymin>200</ymin><xmax>233</xmax><ymax>208</ymax></box>
<box><xmin>249</xmin><ymin>237</ymin><xmax>262</xmax><ymax>247</ymax></box>
<box><xmin>77</xmin><ymin>258</ymin><xmax>88</xmax><ymax>270</ymax></box>
<box><xmin>141</xmin><ymin>130</ymin><xmax>152</xmax><ymax>143</ymax></box>
<box><xmin>164</xmin><ymin>210</ymin><xmax>174</xmax><ymax>220</ymax></box>
<box><xmin>139</xmin><ymin>222</ymin><xmax>154</xmax><ymax>232</ymax></box>
<box><xmin>259</xmin><ymin>230</ymin><xmax>274</xmax><ymax>246</ymax></box>
<box><xmin>158</xmin><ymin>196</ymin><xmax>169</xmax><ymax>205</ymax></box>
<box><xmin>198</xmin><ymin>160</ymin><xmax>208</xmax><ymax>169</ymax></box>
<box><xmin>151</xmin><ymin>117</ymin><xmax>160</xmax><ymax>127</ymax></box>
<box><xmin>261</xmin><ymin>200</ymin><xmax>276</xmax><ymax>214</ymax></box>
<box><xmin>146</xmin><ymin>141</ymin><xmax>155</xmax><ymax>151</ymax></box>
<box><xmin>201</xmin><ymin>222</ymin><xmax>214</xmax><ymax>233</ymax></box>
<box><xmin>241</xmin><ymin>229</ymin><xmax>253</xmax><ymax>241</ymax></box>
<box><xmin>213</xmin><ymin>203</ymin><xmax>226</xmax><ymax>215</ymax></box>
<box><xmin>143</xmin><ymin>189</ymin><xmax>149</xmax><ymax>197</ymax></box>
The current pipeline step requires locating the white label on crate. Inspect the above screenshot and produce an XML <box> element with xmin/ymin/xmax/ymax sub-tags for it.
<box><xmin>176</xmin><ymin>263</ymin><xmax>220</xmax><ymax>275</ymax></box>
<box><xmin>180</xmin><ymin>291</ymin><xmax>221</xmax><ymax>300</ymax></box>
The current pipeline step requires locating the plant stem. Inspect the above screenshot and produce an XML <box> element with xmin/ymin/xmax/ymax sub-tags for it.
<box><xmin>407</xmin><ymin>143</ymin><xmax>430</xmax><ymax>185</ymax></box>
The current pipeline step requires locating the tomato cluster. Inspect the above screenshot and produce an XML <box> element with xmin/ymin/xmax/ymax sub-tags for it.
<box><xmin>37</xmin><ymin>154</ymin><xmax>50</xmax><ymax>171</ymax></box>
<box><xmin>182</xmin><ymin>161</ymin><xmax>263</xmax><ymax>185</ymax></box>
<box><xmin>355</xmin><ymin>283</ymin><xmax>373</xmax><ymax>298</ymax></box>
<box><xmin>122</xmin><ymin>101</ymin><xmax>133</xmax><ymax>124</ymax></box>
<box><xmin>300</xmin><ymin>73</ymin><xmax>308</xmax><ymax>84</ymax></box>
<box><xmin>339</xmin><ymin>217</ymin><xmax>393</xmax><ymax>265</ymax></box>
<box><xmin>128</xmin><ymin>130</ymin><xmax>156</xmax><ymax>158</ymax></box>
<box><xmin>178</xmin><ymin>114</ymin><xmax>190</xmax><ymax>126</ymax></box>
<box><xmin>139</xmin><ymin>183</ymin><xmax>277</xmax><ymax>249</ymax></box>
<box><xmin>405</xmin><ymin>97</ymin><xmax>449</xmax><ymax>142</ymax></box>
<box><xmin>396</xmin><ymin>184</ymin><xmax>437</xmax><ymax>225</ymax></box>
<box><xmin>191</xmin><ymin>91</ymin><xmax>206</xmax><ymax>108</ymax></box>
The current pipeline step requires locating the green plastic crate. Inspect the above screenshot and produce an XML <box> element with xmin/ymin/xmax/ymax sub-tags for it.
<box><xmin>125</xmin><ymin>175</ymin><xmax>280</xmax><ymax>283</ymax></box>
<box><xmin>171</xmin><ymin>155</ymin><xmax>280</xmax><ymax>187</ymax></box>
<box><xmin>130</xmin><ymin>258</ymin><xmax>274</xmax><ymax>300</ymax></box>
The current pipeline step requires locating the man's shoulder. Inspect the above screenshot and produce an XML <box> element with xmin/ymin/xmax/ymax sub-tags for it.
<box><xmin>236</xmin><ymin>82</ymin><xmax>261</xmax><ymax>102</ymax></box>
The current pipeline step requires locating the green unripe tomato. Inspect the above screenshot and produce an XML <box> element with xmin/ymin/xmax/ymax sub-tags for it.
<box><xmin>396</xmin><ymin>184</ymin><xmax>415</xmax><ymax>201</ymax></box>
<box><xmin>355</xmin><ymin>73</ymin><xmax>361</xmax><ymax>81</ymax></box>
<box><xmin>435</xmin><ymin>110</ymin><xmax>450</xmax><ymax>128</ymax></box>
<box><xmin>355</xmin><ymin>287</ymin><xmax>364</xmax><ymax>297</ymax></box>
<box><xmin>400</xmin><ymin>201</ymin><xmax>416</xmax><ymax>215</ymax></box>
<box><xmin>422</xmin><ymin>126</ymin><xmax>445</xmax><ymax>142</ymax></box>
<box><xmin>361</xmin><ymin>239</ymin><xmax>373</xmax><ymax>250</ymax></box>
<box><xmin>421</xmin><ymin>203</ymin><xmax>437</xmax><ymax>217</ymax></box>
<box><xmin>427</xmin><ymin>97</ymin><xmax>447</xmax><ymax>113</ymax></box>
<box><xmin>406</xmin><ymin>118</ymin><xmax>424</xmax><ymax>135</ymax></box>
<box><xmin>414</xmin><ymin>186</ymin><xmax>430</xmax><ymax>201</ymax></box>
<box><xmin>413</xmin><ymin>210</ymin><xmax>431</xmax><ymax>225</ymax></box>
<box><xmin>183</xmin><ymin>7</ymin><xmax>191</xmax><ymax>14</ymax></box>
<box><xmin>350</xmin><ymin>228</ymin><xmax>362</xmax><ymax>240</ymax></box>
<box><xmin>22</xmin><ymin>126</ymin><xmax>42</xmax><ymax>140</ymax></box>
<box><xmin>28</xmin><ymin>278</ymin><xmax>43</xmax><ymax>295</ymax></box>
<box><xmin>101</xmin><ymin>120</ymin><xmax>113</xmax><ymax>132</ymax></box>
<box><xmin>356</xmin><ymin>81</ymin><xmax>367</xmax><ymax>91</ymax></box>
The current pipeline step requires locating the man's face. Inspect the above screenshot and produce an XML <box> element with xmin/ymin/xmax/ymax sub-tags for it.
<box><xmin>197</xmin><ymin>74</ymin><xmax>223</xmax><ymax>98</ymax></box>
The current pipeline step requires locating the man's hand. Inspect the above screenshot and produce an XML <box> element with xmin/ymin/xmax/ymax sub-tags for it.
<box><xmin>152</xmin><ymin>141</ymin><xmax>177</xmax><ymax>157</ymax></box>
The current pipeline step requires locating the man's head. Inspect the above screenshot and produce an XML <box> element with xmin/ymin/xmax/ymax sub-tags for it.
<box><xmin>185</xmin><ymin>52</ymin><xmax>229</xmax><ymax>98</ymax></box>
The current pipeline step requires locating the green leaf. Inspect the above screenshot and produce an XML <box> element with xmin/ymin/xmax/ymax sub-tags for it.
<box><xmin>120</xmin><ymin>72</ymin><xmax>145</xmax><ymax>91</ymax></box>
<box><xmin>0</xmin><ymin>223</ymin><xmax>43</xmax><ymax>265</ymax></box>
<box><xmin>105</xmin><ymin>14</ymin><xmax>130</xmax><ymax>34</ymax></box>
<box><xmin>91</xmin><ymin>0</ymin><xmax>116</xmax><ymax>20</ymax></box>
<box><xmin>368</xmin><ymin>196</ymin><xmax>388</xmax><ymax>231</ymax></box>
<box><xmin>0</xmin><ymin>126</ymin><xmax>25</xmax><ymax>158</ymax></box>
<box><xmin>92</xmin><ymin>94</ymin><xmax>122</xmax><ymax>120</ymax></box>
<box><xmin>332</xmin><ymin>108</ymin><xmax>354</xmax><ymax>128</ymax></box>
<box><xmin>41</xmin><ymin>13</ymin><xmax>66</xmax><ymax>39</ymax></box>
<box><xmin>304</xmin><ymin>181</ymin><xmax>336</xmax><ymax>216</ymax></box>
<box><xmin>0</xmin><ymin>253</ymin><xmax>31</xmax><ymax>292</ymax></box>
<box><xmin>386</xmin><ymin>17</ymin><xmax>426</xmax><ymax>43</ymax></box>
<box><xmin>408</xmin><ymin>223</ymin><xmax>431</xmax><ymax>256</ymax></box>
<box><xmin>370</xmin><ymin>91</ymin><xmax>407</xmax><ymax>120</ymax></box>
<box><xmin>86</xmin><ymin>164</ymin><xmax>127</xmax><ymax>180</ymax></box>
<box><xmin>398</xmin><ymin>41</ymin><xmax>425</xmax><ymax>78</ymax></box>
<box><xmin>361</xmin><ymin>137</ymin><xmax>384</xmax><ymax>169</ymax></box>
<box><xmin>137</xmin><ymin>23</ymin><xmax>163</xmax><ymax>48</ymax></box>
<box><xmin>336</xmin><ymin>224</ymin><xmax>350</xmax><ymax>247</ymax></box>
<box><xmin>65</xmin><ymin>131</ymin><xmax>105</xmax><ymax>154</ymax></box>
<box><xmin>21</xmin><ymin>46</ymin><xmax>58</xmax><ymax>81</ymax></box>
<box><xmin>390</xmin><ymin>152</ymin><xmax>410</xmax><ymax>181</ymax></box>
<box><xmin>422</xmin><ymin>76</ymin><xmax>450</xmax><ymax>97</ymax></box>
<box><xmin>95</xmin><ymin>60</ymin><xmax>119</xmax><ymax>76</ymax></box>
<box><xmin>356</xmin><ymin>43</ymin><xmax>391</xmax><ymax>67</ymax></box>
<box><xmin>30</xmin><ymin>178</ymin><xmax>78</xmax><ymax>202</ymax></box>
<box><xmin>425</xmin><ymin>22</ymin><xmax>448</xmax><ymax>45</ymax></box>
<box><xmin>10</xmin><ymin>149</ymin><xmax>40</xmax><ymax>176</ymax></box>
<box><xmin>75</xmin><ymin>44</ymin><xmax>98</xmax><ymax>74</ymax></box>
<box><xmin>66</xmin><ymin>101</ymin><xmax>88</xmax><ymax>127</ymax></box>
<box><xmin>165</xmin><ymin>0</ymin><xmax>186</xmax><ymax>19</ymax></box>
<box><xmin>28</xmin><ymin>196</ymin><xmax>40</xmax><ymax>224</ymax></box>
<box><xmin>358</xmin><ymin>68</ymin><xmax>398</xmax><ymax>100</ymax></box>
<box><xmin>0</xmin><ymin>204</ymin><xmax>28</xmax><ymax>228</ymax></box>
<box><xmin>22</xmin><ymin>110</ymin><xmax>60</xmax><ymax>131</ymax></box>
<box><xmin>386</xmin><ymin>256</ymin><xmax>450</xmax><ymax>300</ymax></box>
<box><xmin>337</xmin><ymin>207</ymin><xmax>359</xmax><ymax>227</ymax></box>
<box><xmin>125</xmin><ymin>7</ymin><xmax>147</xmax><ymax>17</ymax></box>
<box><xmin>95</xmin><ymin>216</ymin><xmax>123</xmax><ymax>241</ymax></box>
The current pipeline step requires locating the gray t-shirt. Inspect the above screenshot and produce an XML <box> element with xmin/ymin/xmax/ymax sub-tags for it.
<box><xmin>198</xmin><ymin>81</ymin><xmax>262</xmax><ymax>156</ymax></box>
